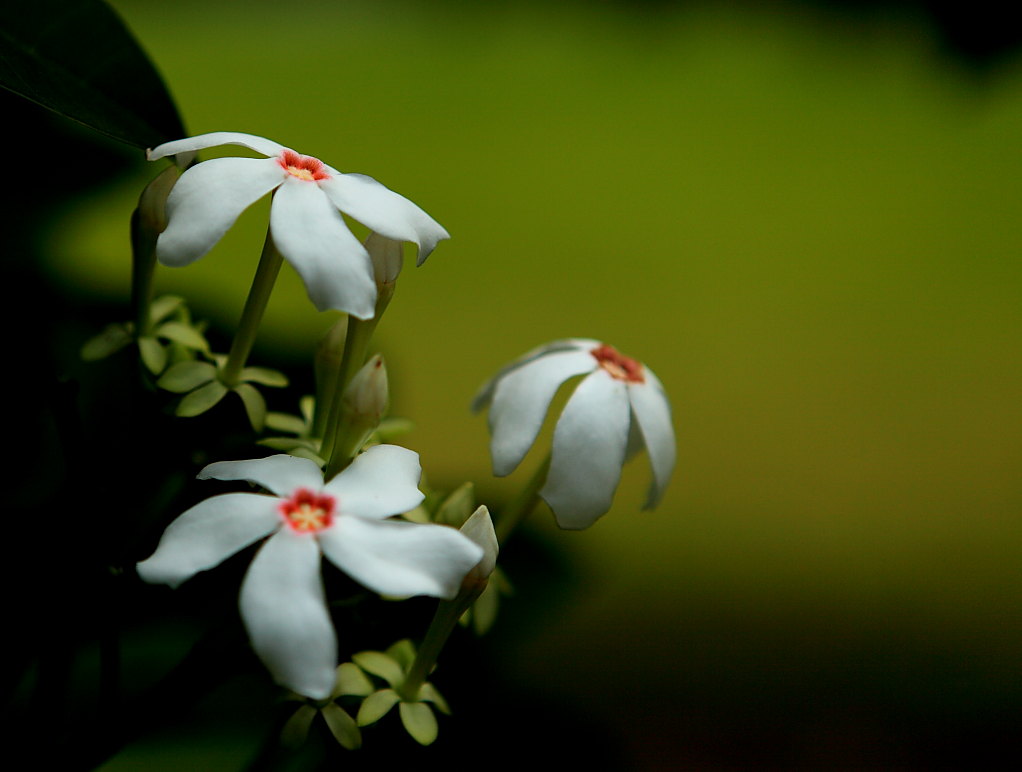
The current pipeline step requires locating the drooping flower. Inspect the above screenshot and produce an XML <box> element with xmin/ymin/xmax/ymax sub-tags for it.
<box><xmin>472</xmin><ymin>339</ymin><xmax>675</xmax><ymax>530</ymax></box>
<box><xmin>147</xmin><ymin>132</ymin><xmax>449</xmax><ymax>319</ymax></box>
<box><xmin>136</xmin><ymin>446</ymin><xmax>483</xmax><ymax>699</ymax></box>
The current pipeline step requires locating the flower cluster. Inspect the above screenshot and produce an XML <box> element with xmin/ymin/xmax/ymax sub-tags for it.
<box><xmin>129</xmin><ymin>131</ymin><xmax>676</xmax><ymax>748</ymax></box>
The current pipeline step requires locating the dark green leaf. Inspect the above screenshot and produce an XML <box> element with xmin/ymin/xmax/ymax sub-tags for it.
<box><xmin>137</xmin><ymin>335</ymin><xmax>166</xmax><ymax>374</ymax></box>
<box><xmin>321</xmin><ymin>704</ymin><xmax>361</xmax><ymax>750</ymax></box>
<box><xmin>156</xmin><ymin>361</ymin><xmax>216</xmax><ymax>393</ymax></box>
<box><xmin>0</xmin><ymin>0</ymin><xmax>186</xmax><ymax>148</ymax></box>
<box><xmin>80</xmin><ymin>322</ymin><xmax>132</xmax><ymax>360</ymax></box>
<box><xmin>234</xmin><ymin>383</ymin><xmax>266</xmax><ymax>432</ymax></box>
<box><xmin>177</xmin><ymin>380</ymin><xmax>228</xmax><ymax>417</ymax></box>
<box><xmin>240</xmin><ymin>366</ymin><xmax>289</xmax><ymax>388</ymax></box>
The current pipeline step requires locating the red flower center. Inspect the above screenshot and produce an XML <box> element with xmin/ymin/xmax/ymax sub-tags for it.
<box><xmin>591</xmin><ymin>344</ymin><xmax>645</xmax><ymax>383</ymax></box>
<box><xmin>280</xmin><ymin>489</ymin><xmax>335</xmax><ymax>533</ymax></box>
<box><xmin>278</xmin><ymin>149</ymin><xmax>330</xmax><ymax>182</ymax></box>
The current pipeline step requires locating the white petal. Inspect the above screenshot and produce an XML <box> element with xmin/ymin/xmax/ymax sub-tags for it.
<box><xmin>157</xmin><ymin>157</ymin><xmax>285</xmax><ymax>266</ymax></box>
<box><xmin>270</xmin><ymin>178</ymin><xmax>377</xmax><ymax>318</ymax></box>
<box><xmin>148</xmin><ymin>131</ymin><xmax>286</xmax><ymax>161</ymax></box>
<box><xmin>136</xmin><ymin>493</ymin><xmax>280</xmax><ymax>588</ymax></box>
<box><xmin>470</xmin><ymin>338</ymin><xmax>600</xmax><ymax>413</ymax></box>
<box><xmin>319</xmin><ymin>173</ymin><xmax>449</xmax><ymax>265</ymax></box>
<box><xmin>540</xmin><ymin>371</ymin><xmax>631</xmax><ymax>529</ymax></box>
<box><xmin>240</xmin><ymin>530</ymin><xmax>337</xmax><ymax>699</ymax></box>
<box><xmin>199</xmin><ymin>454</ymin><xmax>325</xmax><ymax>497</ymax></box>
<box><xmin>486</xmin><ymin>348</ymin><xmax>598</xmax><ymax>476</ymax></box>
<box><xmin>318</xmin><ymin>518</ymin><xmax>483</xmax><ymax>599</ymax></box>
<box><xmin>628</xmin><ymin>368</ymin><xmax>676</xmax><ymax>509</ymax></box>
<box><xmin>323</xmin><ymin>445</ymin><xmax>423</xmax><ymax>519</ymax></box>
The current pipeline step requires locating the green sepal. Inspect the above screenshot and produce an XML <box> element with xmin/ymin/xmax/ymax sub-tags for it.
<box><xmin>400</xmin><ymin>505</ymin><xmax>432</xmax><ymax>524</ymax></box>
<box><xmin>176</xmin><ymin>380</ymin><xmax>228</xmax><ymax>417</ymax></box>
<box><xmin>81</xmin><ymin>323</ymin><xmax>133</xmax><ymax>361</ymax></box>
<box><xmin>234</xmin><ymin>383</ymin><xmax>266</xmax><ymax>432</ymax></box>
<box><xmin>137</xmin><ymin>336</ymin><xmax>167</xmax><ymax>374</ymax></box>
<box><xmin>398</xmin><ymin>701</ymin><xmax>438</xmax><ymax>746</ymax></box>
<box><xmin>335</xmin><ymin>662</ymin><xmax>374</xmax><ymax>698</ymax></box>
<box><xmin>375</xmin><ymin>417</ymin><xmax>414</xmax><ymax>442</ymax></box>
<box><xmin>156</xmin><ymin>361</ymin><xmax>216</xmax><ymax>393</ymax></box>
<box><xmin>154</xmin><ymin>320</ymin><xmax>209</xmax><ymax>352</ymax></box>
<box><xmin>461</xmin><ymin>565</ymin><xmax>511</xmax><ymax>635</ymax></box>
<box><xmin>435</xmin><ymin>482</ymin><xmax>476</xmax><ymax>527</ymax></box>
<box><xmin>289</xmin><ymin>447</ymin><xmax>326</xmax><ymax>465</ymax></box>
<box><xmin>470</xmin><ymin>578</ymin><xmax>500</xmax><ymax>635</ymax></box>
<box><xmin>240</xmin><ymin>367</ymin><xmax>289</xmax><ymax>388</ymax></box>
<box><xmin>418</xmin><ymin>683</ymin><xmax>451</xmax><ymax>715</ymax></box>
<box><xmin>280</xmin><ymin>704</ymin><xmax>317</xmax><ymax>748</ymax></box>
<box><xmin>352</xmin><ymin>651</ymin><xmax>404</xmax><ymax>688</ymax></box>
<box><xmin>321</xmin><ymin>703</ymin><xmax>361</xmax><ymax>750</ymax></box>
<box><xmin>356</xmin><ymin>689</ymin><xmax>400</xmax><ymax>726</ymax></box>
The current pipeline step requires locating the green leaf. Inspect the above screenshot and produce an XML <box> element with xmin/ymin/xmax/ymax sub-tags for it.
<box><xmin>148</xmin><ymin>295</ymin><xmax>184</xmax><ymax>325</ymax></box>
<box><xmin>352</xmin><ymin>651</ymin><xmax>404</xmax><ymax>688</ymax></box>
<box><xmin>356</xmin><ymin>689</ymin><xmax>400</xmax><ymax>727</ymax></box>
<box><xmin>299</xmin><ymin>395</ymin><xmax>316</xmax><ymax>425</ymax></box>
<box><xmin>321</xmin><ymin>703</ymin><xmax>361</xmax><ymax>750</ymax></box>
<box><xmin>240</xmin><ymin>366</ymin><xmax>289</xmax><ymax>388</ymax></box>
<box><xmin>80</xmin><ymin>323</ymin><xmax>132</xmax><ymax>361</ymax></box>
<box><xmin>137</xmin><ymin>336</ymin><xmax>167</xmax><ymax>374</ymax></box>
<box><xmin>264</xmin><ymin>411</ymin><xmax>308</xmax><ymax>435</ymax></box>
<box><xmin>418</xmin><ymin>683</ymin><xmax>451</xmax><ymax>715</ymax></box>
<box><xmin>279</xmin><ymin>704</ymin><xmax>317</xmax><ymax>748</ymax></box>
<box><xmin>233</xmin><ymin>383</ymin><xmax>266</xmax><ymax>432</ymax></box>
<box><xmin>385</xmin><ymin>639</ymin><xmax>416</xmax><ymax>672</ymax></box>
<box><xmin>335</xmin><ymin>662</ymin><xmax>374</xmax><ymax>698</ymax></box>
<box><xmin>154</xmin><ymin>321</ymin><xmax>209</xmax><ymax>351</ymax></box>
<box><xmin>399</xmin><ymin>701</ymin><xmax>438</xmax><ymax>746</ymax></box>
<box><xmin>258</xmin><ymin>437</ymin><xmax>317</xmax><ymax>452</ymax></box>
<box><xmin>176</xmin><ymin>380</ymin><xmax>228</xmax><ymax>417</ymax></box>
<box><xmin>156</xmin><ymin>361</ymin><xmax>216</xmax><ymax>393</ymax></box>
<box><xmin>0</xmin><ymin>0</ymin><xmax>186</xmax><ymax>148</ymax></box>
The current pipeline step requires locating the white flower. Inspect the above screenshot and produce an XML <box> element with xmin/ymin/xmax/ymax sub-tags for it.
<box><xmin>136</xmin><ymin>446</ymin><xmax>483</xmax><ymax>699</ymax></box>
<box><xmin>148</xmin><ymin>132</ymin><xmax>450</xmax><ymax>319</ymax></box>
<box><xmin>472</xmin><ymin>339</ymin><xmax>675</xmax><ymax>530</ymax></box>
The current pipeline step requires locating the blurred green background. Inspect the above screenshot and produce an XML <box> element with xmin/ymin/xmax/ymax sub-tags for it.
<box><xmin>34</xmin><ymin>0</ymin><xmax>1022</xmax><ymax>767</ymax></box>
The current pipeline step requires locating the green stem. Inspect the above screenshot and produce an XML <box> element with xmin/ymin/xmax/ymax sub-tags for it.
<box><xmin>221</xmin><ymin>230</ymin><xmax>284</xmax><ymax>388</ymax></box>
<box><xmin>495</xmin><ymin>452</ymin><xmax>551</xmax><ymax>543</ymax></box>
<box><xmin>129</xmin><ymin>208</ymin><xmax>157</xmax><ymax>337</ymax></box>
<box><xmin>320</xmin><ymin>316</ymin><xmax>376</xmax><ymax>474</ymax></box>
<box><xmin>311</xmin><ymin>318</ymin><xmax>348</xmax><ymax>440</ymax></box>
<box><xmin>399</xmin><ymin>585</ymin><xmax>482</xmax><ymax>702</ymax></box>
<box><xmin>320</xmin><ymin>282</ymin><xmax>396</xmax><ymax>478</ymax></box>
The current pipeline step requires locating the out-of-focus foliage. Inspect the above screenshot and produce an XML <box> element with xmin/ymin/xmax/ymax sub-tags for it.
<box><xmin>0</xmin><ymin>0</ymin><xmax>184</xmax><ymax>147</ymax></box>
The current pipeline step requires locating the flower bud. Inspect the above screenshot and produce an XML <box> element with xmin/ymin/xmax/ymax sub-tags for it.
<box><xmin>343</xmin><ymin>354</ymin><xmax>388</xmax><ymax>427</ymax></box>
<box><xmin>365</xmin><ymin>232</ymin><xmax>404</xmax><ymax>287</ymax></box>
<box><xmin>459</xmin><ymin>506</ymin><xmax>499</xmax><ymax>590</ymax></box>
<box><xmin>138</xmin><ymin>163</ymin><xmax>181</xmax><ymax>236</ymax></box>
